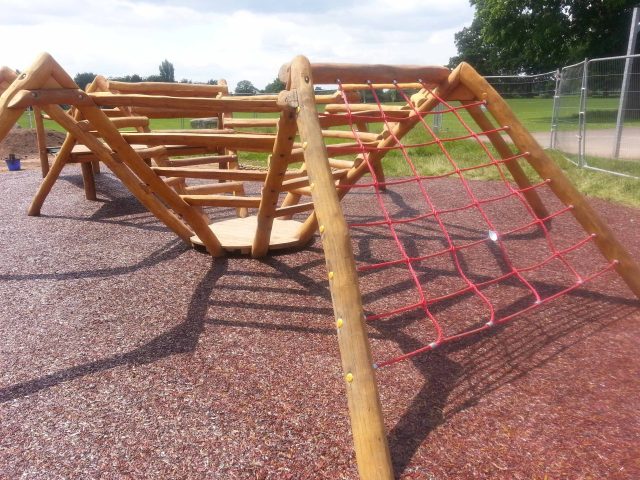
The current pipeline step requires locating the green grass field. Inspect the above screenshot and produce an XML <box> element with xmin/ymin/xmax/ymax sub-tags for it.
<box><xmin>13</xmin><ymin>98</ymin><xmax>639</xmax><ymax>208</ymax></box>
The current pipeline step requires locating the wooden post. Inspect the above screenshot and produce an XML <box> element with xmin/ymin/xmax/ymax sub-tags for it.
<box><xmin>33</xmin><ymin>106</ymin><xmax>50</xmax><ymax>177</ymax></box>
<box><xmin>251</xmin><ymin>102</ymin><xmax>298</xmax><ymax>257</ymax></box>
<box><xmin>289</xmin><ymin>55</ymin><xmax>394</xmax><ymax>480</ymax></box>
<box><xmin>462</xmin><ymin>102</ymin><xmax>549</xmax><ymax>220</ymax></box>
<box><xmin>458</xmin><ymin>62</ymin><xmax>640</xmax><ymax>298</ymax></box>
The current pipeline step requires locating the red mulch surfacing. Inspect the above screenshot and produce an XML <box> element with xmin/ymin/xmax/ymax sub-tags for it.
<box><xmin>0</xmin><ymin>170</ymin><xmax>638</xmax><ymax>479</ymax></box>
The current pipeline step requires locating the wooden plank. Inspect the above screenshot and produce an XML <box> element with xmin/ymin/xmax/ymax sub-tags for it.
<box><xmin>89</xmin><ymin>92</ymin><xmax>283</xmax><ymax>112</ymax></box>
<box><xmin>458</xmin><ymin>62</ymin><xmax>640</xmax><ymax>298</ymax></box>
<box><xmin>287</xmin><ymin>54</ymin><xmax>394</xmax><ymax>480</ymax></box>
<box><xmin>191</xmin><ymin>216</ymin><xmax>304</xmax><ymax>252</ymax></box>
<box><xmin>181</xmin><ymin>194</ymin><xmax>261</xmax><ymax>208</ymax></box>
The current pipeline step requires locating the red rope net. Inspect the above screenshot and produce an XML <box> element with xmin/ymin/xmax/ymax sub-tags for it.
<box><xmin>321</xmin><ymin>81</ymin><xmax>616</xmax><ymax>368</ymax></box>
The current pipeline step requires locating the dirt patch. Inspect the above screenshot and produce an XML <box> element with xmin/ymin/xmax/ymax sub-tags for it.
<box><xmin>0</xmin><ymin>126</ymin><xmax>65</xmax><ymax>173</ymax></box>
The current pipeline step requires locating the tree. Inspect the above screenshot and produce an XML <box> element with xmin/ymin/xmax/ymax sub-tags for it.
<box><xmin>158</xmin><ymin>59</ymin><xmax>175</xmax><ymax>82</ymax></box>
<box><xmin>450</xmin><ymin>0</ymin><xmax>638</xmax><ymax>74</ymax></box>
<box><xmin>235</xmin><ymin>80</ymin><xmax>258</xmax><ymax>95</ymax></box>
<box><xmin>263</xmin><ymin>77</ymin><xmax>286</xmax><ymax>93</ymax></box>
<box><xmin>74</xmin><ymin>72</ymin><xmax>97</xmax><ymax>90</ymax></box>
<box><xmin>207</xmin><ymin>79</ymin><xmax>219</xmax><ymax>85</ymax></box>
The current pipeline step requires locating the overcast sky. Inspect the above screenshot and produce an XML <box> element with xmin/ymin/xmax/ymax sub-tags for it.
<box><xmin>1</xmin><ymin>0</ymin><xmax>474</xmax><ymax>91</ymax></box>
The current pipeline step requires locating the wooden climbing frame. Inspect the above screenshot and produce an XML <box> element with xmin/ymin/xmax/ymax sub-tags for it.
<box><xmin>1</xmin><ymin>53</ymin><xmax>639</xmax><ymax>480</ymax></box>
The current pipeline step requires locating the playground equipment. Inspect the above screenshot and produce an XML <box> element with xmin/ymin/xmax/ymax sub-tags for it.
<box><xmin>1</xmin><ymin>53</ymin><xmax>639</xmax><ymax>480</ymax></box>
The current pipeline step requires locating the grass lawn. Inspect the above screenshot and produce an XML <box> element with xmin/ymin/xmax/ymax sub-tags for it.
<box><xmin>13</xmin><ymin>99</ymin><xmax>639</xmax><ymax>208</ymax></box>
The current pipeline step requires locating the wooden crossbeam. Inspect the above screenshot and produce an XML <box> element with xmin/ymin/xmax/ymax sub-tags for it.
<box><xmin>89</xmin><ymin>92</ymin><xmax>283</xmax><ymax>113</ymax></box>
<box><xmin>180</xmin><ymin>194</ymin><xmax>261</xmax><ymax>208</ymax></box>
<box><xmin>122</xmin><ymin>132</ymin><xmax>275</xmax><ymax>152</ymax></box>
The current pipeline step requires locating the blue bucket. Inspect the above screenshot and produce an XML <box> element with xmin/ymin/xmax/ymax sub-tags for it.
<box><xmin>5</xmin><ymin>154</ymin><xmax>21</xmax><ymax>171</ymax></box>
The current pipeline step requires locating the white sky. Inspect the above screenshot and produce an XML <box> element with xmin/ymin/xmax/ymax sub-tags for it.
<box><xmin>1</xmin><ymin>0</ymin><xmax>474</xmax><ymax>91</ymax></box>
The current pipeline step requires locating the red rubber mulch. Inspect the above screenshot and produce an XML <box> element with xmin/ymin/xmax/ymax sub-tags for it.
<box><xmin>0</xmin><ymin>170</ymin><xmax>639</xmax><ymax>479</ymax></box>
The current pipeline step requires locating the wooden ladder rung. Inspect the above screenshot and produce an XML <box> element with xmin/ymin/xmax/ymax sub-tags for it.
<box><xmin>223</xmin><ymin>118</ymin><xmax>279</xmax><ymax>128</ymax></box>
<box><xmin>180</xmin><ymin>194</ymin><xmax>261</xmax><ymax>208</ymax></box>
<box><xmin>168</xmin><ymin>154</ymin><xmax>238</xmax><ymax>167</ymax></box>
<box><xmin>274</xmin><ymin>202</ymin><xmax>315</xmax><ymax>217</ymax></box>
<box><xmin>153</xmin><ymin>166</ymin><xmax>303</xmax><ymax>182</ymax></box>
<box><xmin>280</xmin><ymin>169</ymin><xmax>349</xmax><ymax>191</ymax></box>
<box><xmin>183</xmin><ymin>181</ymin><xmax>244</xmax><ymax>195</ymax></box>
<box><xmin>122</xmin><ymin>132</ymin><xmax>276</xmax><ymax>152</ymax></box>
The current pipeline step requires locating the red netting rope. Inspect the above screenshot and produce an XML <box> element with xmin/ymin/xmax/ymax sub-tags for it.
<box><xmin>325</xmin><ymin>80</ymin><xmax>617</xmax><ymax>368</ymax></box>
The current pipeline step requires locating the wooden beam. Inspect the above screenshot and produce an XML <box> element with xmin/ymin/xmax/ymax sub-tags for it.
<box><xmin>122</xmin><ymin>132</ymin><xmax>275</xmax><ymax>152</ymax></box>
<box><xmin>8</xmin><ymin>88</ymin><xmax>93</xmax><ymax>108</ymax></box>
<box><xmin>89</xmin><ymin>92</ymin><xmax>283</xmax><ymax>113</ymax></box>
<box><xmin>458</xmin><ymin>62</ymin><xmax>640</xmax><ymax>298</ymax></box>
<box><xmin>279</xmin><ymin>61</ymin><xmax>449</xmax><ymax>85</ymax></box>
<box><xmin>152</xmin><ymin>166</ymin><xmax>303</xmax><ymax>181</ymax></box>
<box><xmin>181</xmin><ymin>194</ymin><xmax>261</xmax><ymax>208</ymax></box>
<box><xmin>168</xmin><ymin>154</ymin><xmax>238</xmax><ymax>167</ymax></box>
<box><xmin>183</xmin><ymin>181</ymin><xmax>244</xmax><ymax>194</ymax></box>
<box><xmin>106</xmin><ymin>80</ymin><xmax>228</xmax><ymax>96</ymax></box>
<box><xmin>288</xmin><ymin>54</ymin><xmax>394</xmax><ymax>480</ymax></box>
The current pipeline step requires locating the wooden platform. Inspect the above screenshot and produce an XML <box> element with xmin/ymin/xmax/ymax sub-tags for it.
<box><xmin>190</xmin><ymin>216</ymin><xmax>306</xmax><ymax>254</ymax></box>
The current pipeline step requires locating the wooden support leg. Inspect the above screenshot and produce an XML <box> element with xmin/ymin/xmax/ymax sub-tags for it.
<box><xmin>28</xmin><ymin>146</ymin><xmax>72</xmax><ymax>216</ymax></box>
<box><xmin>80</xmin><ymin>162</ymin><xmax>97</xmax><ymax>200</ymax></box>
<box><xmin>459</xmin><ymin>62</ymin><xmax>640</xmax><ymax>298</ymax></box>
<box><xmin>289</xmin><ymin>55</ymin><xmax>394</xmax><ymax>480</ymax></box>
<box><xmin>463</xmin><ymin>102</ymin><xmax>549</xmax><ymax>220</ymax></box>
<box><xmin>33</xmin><ymin>106</ymin><xmax>50</xmax><ymax>177</ymax></box>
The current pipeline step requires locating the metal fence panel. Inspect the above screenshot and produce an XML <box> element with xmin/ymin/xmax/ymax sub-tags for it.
<box><xmin>551</xmin><ymin>55</ymin><xmax>640</xmax><ymax>178</ymax></box>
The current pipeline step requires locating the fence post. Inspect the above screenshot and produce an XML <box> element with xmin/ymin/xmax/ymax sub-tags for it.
<box><xmin>613</xmin><ymin>6</ymin><xmax>640</xmax><ymax>159</ymax></box>
<box><xmin>578</xmin><ymin>59</ymin><xmax>589</xmax><ymax>168</ymax></box>
<box><xmin>550</xmin><ymin>68</ymin><xmax>561</xmax><ymax>149</ymax></box>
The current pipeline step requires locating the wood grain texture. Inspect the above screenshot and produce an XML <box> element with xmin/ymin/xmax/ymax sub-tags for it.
<box><xmin>288</xmin><ymin>55</ymin><xmax>394</xmax><ymax>480</ymax></box>
<box><xmin>458</xmin><ymin>62</ymin><xmax>640</xmax><ymax>298</ymax></box>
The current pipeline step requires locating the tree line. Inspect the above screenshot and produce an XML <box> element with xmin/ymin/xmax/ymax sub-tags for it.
<box><xmin>73</xmin><ymin>60</ymin><xmax>288</xmax><ymax>95</ymax></box>
<box><xmin>449</xmin><ymin>0</ymin><xmax>639</xmax><ymax>74</ymax></box>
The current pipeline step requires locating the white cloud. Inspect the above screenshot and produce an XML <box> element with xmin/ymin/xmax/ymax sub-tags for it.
<box><xmin>0</xmin><ymin>0</ymin><xmax>474</xmax><ymax>90</ymax></box>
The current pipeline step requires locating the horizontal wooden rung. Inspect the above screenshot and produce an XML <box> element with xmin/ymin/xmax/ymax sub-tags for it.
<box><xmin>223</xmin><ymin>118</ymin><xmax>279</xmax><ymax>128</ymax></box>
<box><xmin>280</xmin><ymin>169</ymin><xmax>348</xmax><ymax>191</ymax></box>
<box><xmin>9</xmin><ymin>89</ymin><xmax>93</xmax><ymax>108</ymax></box>
<box><xmin>106</xmin><ymin>80</ymin><xmax>228</xmax><ymax>96</ymax></box>
<box><xmin>274</xmin><ymin>202</ymin><xmax>315</xmax><ymax>217</ymax></box>
<box><xmin>184</xmin><ymin>181</ymin><xmax>244</xmax><ymax>195</ymax></box>
<box><xmin>324</xmin><ymin>104</ymin><xmax>408</xmax><ymax>113</ymax></box>
<box><xmin>181</xmin><ymin>194</ymin><xmax>261</xmax><ymax>208</ymax></box>
<box><xmin>321</xmin><ymin>129</ymin><xmax>381</xmax><ymax>142</ymax></box>
<box><xmin>168</xmin><ymin>154</ymin><xmax>237</xmax><ymax>167</ymax></box>
<box><xmin>89</xmin><ymin>93</ymin><xmax>283</xmax><ymax>113</ymax></box>
<box><xmin>122</xmin><ymin>132</ymin><xmax>275</xmax><ymax>152</ymax></box>
<box><xmin>153</xmin><ymin>166</ymin><xmax>304</xmax><ymax>182</ymax></box>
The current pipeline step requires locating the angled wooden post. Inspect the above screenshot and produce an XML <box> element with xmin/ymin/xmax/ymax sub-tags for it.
<box><xmin>458</xmin><ymin>62</ymin><xmax>640</xmax><ymax>298</ymax></box>
<box><xmin>288</xmin><ymin>55</ymin><xmax>394</xmax><ymax>480</ymax></box>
